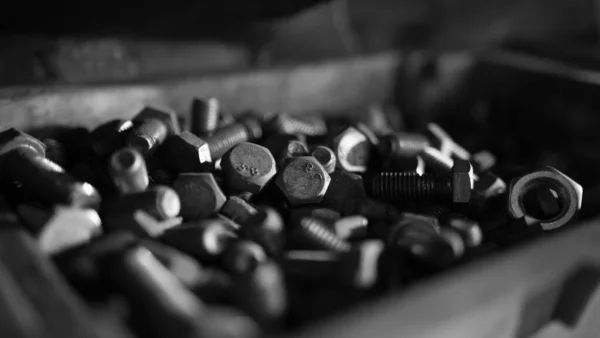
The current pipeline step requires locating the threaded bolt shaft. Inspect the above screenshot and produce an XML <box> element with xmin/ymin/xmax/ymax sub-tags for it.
<box><xmin>296</xmin><ymin>217</ymin><xmax>351</xmax><ymax>252</ymax></box>
<box><xmin>191</xmin><ymin>98</ymin><xmax>219</xmax><ymax>137</ymax></box>
<box><xmin>205</xmin><ymin>117</ymin><xmax>262</xmax><ymax>160</ymax></box>
<box><xmin>268</xmin><ymin>115</ymin><xmax>327</xmax><ymax>136</ymax></box>
<box><xmin>126</xmin><ymin>118</ymin><xmax>169</xmax><ymax>155</ymax></box>
<box><xmin>370</xmin><ymin>172</ymin><xmax>453</xmax><ymax>203</ymax></box>
<box><xmin>381</xmin><ymin>133</ymin><xmax>430</xmax><ymax>158</ymax></box>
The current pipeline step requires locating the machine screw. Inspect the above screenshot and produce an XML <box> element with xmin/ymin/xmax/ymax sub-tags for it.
<box><xmin>369</xmin><ymin>159</ymin><xmax>473</xmax><ymax>204</ymax></box>
<box><xmin>205</xmin><ymin>116</ymin><xmax>263</xmax><ymax>160</ymax></box>
<box><xmin>101</xmin><ymin>186</ymin><xmax>181</xmax><ymax>221</ymax></box>
<box><xmin>310</xmin><ymin>146</ymin><xmax>336</xmax><ymax>174</ymax></box>
<box><xmin>293</xmin><ymin>217</ymin><xmax>351</xmax><ymax>252</ymax></box>
<box><xmin>190</xmin><ymin>97</ymin><xmax>219</xmax><ymax>137</ymax></box>
<box><xmin>0</xmin><ymin>129</ymin><xmax>101</xmax><ymax>208</ymax></box>
<box><xmin>221</xmin><ymin>142</ymin><xmax>277</xmax><ymax>194</ymax></box>
<box><xmin>126</xmin><ymin>107</ymin><xmax>180</xmax><ymax>156</ymax></box>
<box><xmin>108</xmin><ymin>147</ymin><xmax>149</xmax><ymax>194</ymax></box>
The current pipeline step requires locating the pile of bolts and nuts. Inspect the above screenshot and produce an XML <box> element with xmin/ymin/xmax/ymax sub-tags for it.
<box><xmin>0</xmin><ymin>97</ymin><xmax>584</xmax><ymax>337</ymax></box>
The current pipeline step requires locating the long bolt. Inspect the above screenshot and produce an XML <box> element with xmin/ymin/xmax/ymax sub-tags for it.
<box><xmin>205</xmin><ymin>116</ymin><xmax>263</xmax><ymax>160</ymax></box>
<box><xmin>191</xmin><ymin>98</ymin><xmax>219</xmax><ymax>137</ymax></box>
<box><xmin>369</xmin><ymin>172</ymin><xmax>453</xmax><ymax>203</ymax></box>
<box><xmin>294</xmin><ymin>217</ymin><xmax>351</xmax><ymax>252</ymax></box>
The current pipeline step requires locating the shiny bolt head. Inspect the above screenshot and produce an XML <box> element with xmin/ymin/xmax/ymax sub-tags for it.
<box><xmin>165</xmin><ymin>131</ymin><xmax>212</xmax><ymax>172</ymax></box>
<box><xmin>133</xmin><ymin>106</ymin><xmax>180</xmax><ymax>135</ymax></box>
<box><xmin>172</xmin><ymin>173</ymin><xmax>226</xmax><ymax>220</ymax></box>
<box><xmin>331</xmin><ymin>126</ymin><xmax>371</xmax><ymax>173</ymax></box>
<box><xmin>222</xmin><ymin>142</ymin><xmax>277</xmax><ymax>194</ymax></box>
<box><xmin>452</xmin><ymin>159</ymin><xmax>474</xmax><ymax>203</ymax></box>
<box><xmin>276</xmin><ymin>156</ymin><xmax>331</xmax><ymax>205</ymax></box>
<box><xmin>0</xmin><ymin>128</ymin><xmax>46</xmax><ymax>157</ymax></box>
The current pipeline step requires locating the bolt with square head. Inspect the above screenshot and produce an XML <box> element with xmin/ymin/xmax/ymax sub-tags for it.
<box><xmin>172</xmin><ymin>173</ymin><xmax>226</xmax><ymax>221</ymax></box>
<box><xmin>221</xmin><ymin>142</ymin><xmax>277</xmax><ymax>194</ymax></box>
<box><xmin>0</xmin><ymin>128</ymin><xmax>101</xmax><ymax>208</ymax></box>
<box><xmin>276</xmin><ymin>156</ymin><xmax>331</xmax><ymax>206</ymax></box>
<box><xmin>330</xmin><ymin>126</ymin><xmax>372</xmax><ymax>173</ymax></box>
<box><xmin>126</xmin><ymin>106</ymin><xmax>180</xmax><ymax>155</ymax></box>
<box><xmin>164</xmin><ymin>131</ymin><xmax>212</xmax><ymax>173</ymax></box>
<box><xmin>17</xmin><ymin>204</ymin><xmax>102</xmax><ymax>255</ymax></box>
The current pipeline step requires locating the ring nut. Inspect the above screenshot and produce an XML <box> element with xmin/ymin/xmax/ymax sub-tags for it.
<box><xmin>508</xmin><ymin>167</ymin><xmax>582</xmax><ymax>231</ymax></box>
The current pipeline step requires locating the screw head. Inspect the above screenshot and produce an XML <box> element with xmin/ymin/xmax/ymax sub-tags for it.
<box><xmin>222</xmin><ymin>142</ymin><xmax>277</xmax><ymax>194</ymax></box>
<box><xmin>276</xmin><ymin>156</ymin><xmax>331</xmax><ymax>205</ymax></box>
<box><xmin>172</xmin><ymin>173</ymin><xmax>226</xmax><ymax>220</ymax></box>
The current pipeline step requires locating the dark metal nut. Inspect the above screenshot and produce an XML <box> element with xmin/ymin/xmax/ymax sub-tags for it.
<box><xmin>164</xmin><ymin>131</ymin><xmax>212</xmax><ymax>173</ymax></box>
<box><xmin>331</xmin><ymin>126</ymin><xmax>371</xmax><ymax>173</ymax></box>
<box><xmin>132</xmin><ymin>106</ymin><xmax>181</xmax><ymax>136</ymax></box>
<box><xmin>172</xmin><ymin>173</ymin><xmax>226</xmax><ymax>221</ymax></box>
<box><xmin>452</xmin><ymin>159</ymin><xmax>474</xmax><ymax>203</ymax></box>
<box><xmin>222</xmin><ymin>142</ymin><xmax>277</xmax><ymax>194</ymax></box>
<box><xmin>276</xmin><ymin>156</ymin><xmax>331</xmax><ymax>205</ymax></box>
<box><xmin>508</xmin><ymin>167</ymin><xmax>583</xmax><ymax>231</ymax></box>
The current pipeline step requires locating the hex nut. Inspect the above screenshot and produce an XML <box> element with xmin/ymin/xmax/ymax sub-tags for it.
<box><xmin>164</xmin><ymin>132</ymin><xmax>212</xmax><ymax>173</ymax></box>
<box><xmin>133</xmin><ymin>106</ymin><xmax>181</xmax><ymax>136</ymax></box>
<box><xmin>331</xmin><ymin>126</ymin><xmax>371</xmax><ymax>173</ymax></box>
<box><xmin>172</xmin><ymin>173</ymin><xmax>226</xmax><ymax>220</ymax></box>
<box><xmin>276</xmin><ymin>156</ymin><xmax>331</xmax><ymax>205</ymax></box>
<box><xmin>508</xmin><ymin>166</ymin><xmax>583</xmax><ymax>231</ymax></box>
<box><xmin>222</xmin><ymin>142</ymin><xmax>277</xmax><ymax>194</ymax></box>
<box><xmin>0</xmin><ymin>128</ymin><xmax>46</xmax><ymax>157</ymax></box>
<box><xmin>452</xmin><ymin>159</ymin><xmax>474</xmax><ymax>203</ymax></box>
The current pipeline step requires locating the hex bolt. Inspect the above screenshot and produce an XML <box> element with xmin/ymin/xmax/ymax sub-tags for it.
<box><xmin>266</xmin><ymin>114</ymin><xmax>327</xmax><ymax>136</ymax></box>
<box><xmin>0</xmin><ymin>129</ymin><xmax>101</xmax><ymax>208</ymax></box>
<box><xmin>222</xmin><ymin>240</ymin><xmax>268</xmax><ymax>275</ymax></box>
<box><xmin>164</xmin><ymin>131</ymin><xmax>212</xmax><ymax>173</ymax></box>
<box><xmin>222</xmin><ymin>142</ymin><xmax>277</xmax><ymax>194</ymax></box>
<box><xmin>369</xmin><ymin>159</ymin><xmax>474</xmax><ymax>204</ymax></box>
<box><xmin>101</xmin><ymin>186</ymin><xmax>181</xmax><ymax>221</ymax></box>
<box><xmin>380</xmin><ymin>133</ymin><xmax>430</xmax><ymax>158</ymax></box>
<box><xmin>172</xmin><ymin>173</ymin><xmax>226</xmax><ymax>221</ymax></box>
<box><xmin>205</xmin><ymin>116</ymin><xmax>263</xmax><ymax>160</ymax></box>
<box><xmin>161</xmin><ymin>219</ymin><xmax>237</xmax><ymax>261</ymax></box>
<box><xmin>275</xmin><ymin>156</ymin><xmax>331</xmax><ymax>205</ymax></box>
<box><xmin>43</xmin><ymin>138</ymin><xmax>68</xmax><ymax>168</ymax></box>
<box><xmin>311</xmin><ymin>146</ymin><xmax>336</xmax><ymax>174</ymax></box>
<box><xmin>190</xmin><ymin>97</ymin><xmax>219</xmax><ymax>137</ymax></box>
<box><xmin>277</xmin><ymin>140</ymin><xmax>309</xmax><ymax>168</ymax></box>
<box><xmin>109</xmin><ymin>147</ymin><xmax>149</xmax><ymax>194</ymax></box>
<box><xmin>293</xmin><ymin>217</ymin><xmax>351</xmax><ymax>252</ymax></box>
<box><xmin>126</xmin><ymin>107</ymin><xmax>180</xmax><ymax>156</ymax></box>
<box><xmin>17</xmin><ymin>204</ymin><xmax>102</xmax><ymax>255</ymax></box>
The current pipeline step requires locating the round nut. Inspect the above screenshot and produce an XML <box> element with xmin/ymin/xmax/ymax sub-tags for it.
<box><xmin>222</xmin><ymin>142</ymin><xmax>277</xmax><ymax>194</ymax></box>
<box><xmin>508</xmin><ymin>167</ymin><xmax>582</xmax><ymax>231</ymax></box>
<box><xmin>275</xmin><ymin>156</ymin><xmax>331</xmax><ymax>205</ymax></box>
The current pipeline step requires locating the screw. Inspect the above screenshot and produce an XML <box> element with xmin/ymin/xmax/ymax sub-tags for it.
<box><xmin>126</xmin><ymin>107</ymin><xmax>180</xmax><ymax>155</ymax></box>
<box><xmin>101</xmin><ymin>186</ymin><xmax>181</xmax><ymax>221</ymax></box>
<box><xmin>205</xmin><ymin>116</ymin><xmax>263</xmax><ymax>160</ymax></box>
<box><xmin>293</xmin><ymin>217</ymin><xmax>351</xmax><ymax>252</ymax></box>
<box><xmin>190</xmin><ymin>97</ymin><xmax>219</xmax><ymax>137</ymax></box>
<box><xmin>310</xmin><ymin>146</ymin><xmax>336</xmax><ymax>174</ymax></box>
<box><xmin>171</xmin><ymin>173</ymin><xmax>226</xmax><ymax>221</ymax></box>
<box><xmin>275</xmin><ymin>156</ymin><xmax>331</xmax><ymax>205</ymax></box>
<box><xmin>0</xmin><ymin>129</ymin><xmax>101</xmax><ymax>208</ymax></box>
<box><xmin>222</xmin><ymin>142</ymin><xmax>277</xmax><ymax>194</ymax></box>
<box><xmin>109</xmin><ymin>147</ymin><xmax>149</xmax><ymax>194</ymax></box>
<box><xmin>369</xmin><ymin>159</ymin><xmax>473</xmax><ymax>204</ymax></box>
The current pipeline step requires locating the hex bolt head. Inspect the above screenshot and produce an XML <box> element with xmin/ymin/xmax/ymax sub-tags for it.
<box><xmin>172</xmin><ymin>173</ymin><xmax>226</xmax><ymax>221</ymax></box>
<box><xmin>276</xmin><ymin>156</ymin><xmax>331</xmax><ymax>205</ymax></box>
<box><xmin>452</xmin><ymin>159</ymin><xmax>474</xmax><ymax>203</ymax></box>
<box><xmin>190</xmin><ymin>97</ymin><xmax>220</xmax><ymax>137</ymax></box>
<box><xmin>17</xmin><ymin>205</ymin><xmax>102</xmax><ymax>255</ymax></box>
<box><xmin>109</xmin><ymin>147</ymin><xmax>149</xmax><ymax>194</ymax></box>
<box><xmin>331</xmin><ymin>126</ymin><xmax>372</xmax><ymax>173</ymax></box>
<box><xmin>222</xmin><ymin>142</ymin><xmax>277</xmax><ymax>194</ymax></box>
<box><xmin>311</xmin><ymin>146</ymin><xmax>336</xmax><ymax>174</ymax></box>
<box><xmin>164</xmin><ymin>131</ymin><xmax>212</xmax><ymax>173</ymax></box>
<box><xmin>161</xmin><ymin>219</ymin><xmax>237</xmax><ymax>260</ymax></box>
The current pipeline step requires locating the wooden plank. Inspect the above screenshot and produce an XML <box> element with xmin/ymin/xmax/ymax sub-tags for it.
<box><xmin>285</xmin><ymin>221</ymin><xmax>600</xmax><ymax>338</ymax></box>
<box><xmin>0</xmin><ymin>52</ymin><xmax>400</xmax><ymax>130</ymax></box>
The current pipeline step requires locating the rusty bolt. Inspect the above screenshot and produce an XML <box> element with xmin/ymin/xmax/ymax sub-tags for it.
<box><xmin>276</xmin><ymin>156</ymin><xmax>331</xmax><ymax>205</ymax></box>
<box><xmin>17</xmin><ymin>204</ymin><xmax>102</xmax><ymax>255</ymax></box>
<box><xmin>172</xmin><ymin>173</ymin><xmax>226</xmax><ymax>221</ymax></box>
<box><xmin>221</xmin><ymin>196</ymin><xmax>259</xmax><ymax>224</ymax></box>
<box><xmin>161</xmin><ymin>219</ymin><xmax>237</xmax><ymax>261</ymax></box>
<box><xmin>426</xmin><ymin>123</ymin><xmax>470</xmax><ymax>160</ymax></box>
<box><xmin>508</xmin><ymin>167</ymin><xmax>583</xmax><ymax>231</ymax></box>
<box><xmin>164</xmin><ymin>131</ymin><xmax>212</xmax><ymax>173</ymax></box>
<box><xmin>277</xmin><ymin>140</ymin><xmax>309</xmax><ymax>168</ymax></box>
<box><xmin>191</xmin><ymin>97</ymin><xmax>219</xmax><ymax>137</ymax></box>
<box><xmin>311</xmin><ymin>146</ymin><xmax>336</xmax><ymax>174</ymax></box>
<box><xmin>331</xmin><ymin>126</ymin><xmax>372</xmax><ymax>173</ymax></box>
<box><xmin>0</xmin><ymin>128</ymin><xmax>101</xmax><ymax>208</ymax></box>
<box><xmin>222</xmin><ymin>240</ymin><xmax>268</xmax><ymax>275</ymax></box>
<box><xmin>109</xmin><ymin>147</ymin><xmax>149</xmax><ymax>194</ymax></box>
<box><xmin>222</xmin><ymin>142</ymin><xmax>277</xmax><ymax>194</ymax></box>
<box><xmin>101</xmin><ymin>186</ymin><xmax>181</xmax><ymax>221</ymax></box>
<box><xmin>241</xmin><ymin>207</ymin><xmax>285</xmax><ymax>256</ymax></box>
<box><xmin>126</xmin><ymin>107</ymin><xmax>180</xmax><ymax>155</ymax></box>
